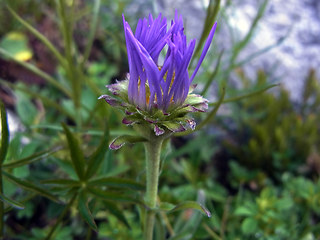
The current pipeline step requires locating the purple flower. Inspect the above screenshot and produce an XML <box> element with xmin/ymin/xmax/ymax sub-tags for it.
<box><xmin>123</xmin><ymin>11</ymin><xmax>217</xmax><ymax>111</ymax></box>
<box><xmin>99</xmin><ymin>12</ymin><xmax>216</xmax><ymax>137</ymax></box>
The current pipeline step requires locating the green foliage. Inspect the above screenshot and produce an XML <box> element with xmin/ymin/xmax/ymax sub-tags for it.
<box><xmin>0</xmin><ymin>0</ymin><xmax>319</xmax><ymax>239</ymax></box>
<box><xmin>224</xmin><ymin>69</ymin><xmax>320</xmax><ymax>177</ymax></box>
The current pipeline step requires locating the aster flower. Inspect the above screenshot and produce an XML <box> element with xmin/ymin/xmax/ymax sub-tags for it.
<box><xmin>99</xmin><ymin>11</ymin><xmax>217</xmax><ymax>137</ymax></box>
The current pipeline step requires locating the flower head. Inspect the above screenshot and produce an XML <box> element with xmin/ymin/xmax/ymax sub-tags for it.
<box><xmin>99</xmin><ymin>11</ymin><xmax>217</xmax><ymax>136</ymax></box>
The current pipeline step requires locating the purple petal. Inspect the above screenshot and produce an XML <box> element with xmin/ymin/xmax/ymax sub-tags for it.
<box><xmin>189</xmin><ymin>22</ymin><xmax>217</xmax><ymax>83</ymax></box>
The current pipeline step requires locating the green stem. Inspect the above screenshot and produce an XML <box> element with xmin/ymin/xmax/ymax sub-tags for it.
<box><xmin>45</xmin><ymin>193</ymin><xmax>77</xmax><ymax>240</ymax></box>
<box><xmin>144</xmin><ymin>135</ymin><xmax>163</xmax><ymax>240</ymax></box>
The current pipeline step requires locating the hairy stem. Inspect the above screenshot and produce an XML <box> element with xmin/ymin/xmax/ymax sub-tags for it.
<box><xmin>144</xmin><ymin>136</ymin><xmax>163</xmax><ymax>240</ymax></box>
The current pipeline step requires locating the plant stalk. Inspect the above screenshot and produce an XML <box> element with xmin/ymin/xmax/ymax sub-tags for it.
<box><xmin>144</xmin><ymin>136</ymin><xmax>163</xmax><ymax>240</ymax></box>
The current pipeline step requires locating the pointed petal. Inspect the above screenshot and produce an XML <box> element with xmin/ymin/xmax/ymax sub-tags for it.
<box><xmin>189</xmin><ymin>22</ymin><xmax>217</xmax><ymax>83</ymax></box>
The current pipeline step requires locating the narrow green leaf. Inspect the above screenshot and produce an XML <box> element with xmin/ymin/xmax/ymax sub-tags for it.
<box><xmin>88</xmin><ymin>177</ymin><xmax>144</xmax><ymax>191</ymax></box>
<box><xmin>0</xmin><ymin>192</ymin><xmax>24</xmax><ymax>210</ymax></box>
<box><xmin>0</xmin><ymin>100</ymin><xmax>9</xmax><ymax>165</ymax></box>
<box><xmin>85</xmin><ymin>124</ymin><xmax>109</xmax><ymax>179</ymax></box>
<box><xmin>62</xmin><ymin>123</ymin><xmax>85</xmax><ymax>180</ymax></box>
<box><xmin>109</xmin><ymin>135</ymin><xmax>147</xmax><ymax>150</ymax></box>
<box><xmin>192</xmin><ymin>0</ymin><xmax>220</xmax><ymax>63</ymax></box>
<box><xmin>0</xmin><ymin>48</ymin><xmax>72</xmax><ymax>98</ymax></box>
<box><xmin>197</xmin><ymin>86</ymin><xmax>225</xmax><ymax>130</ymax></box>
<box><xmin>103</xmin><ymin>200</ymin><xmax>130</xmax><ymax>229</ymax></box>
<box><xmin>201</xmin><ymin>49</ymin><xmax>224</xmax><ymax>96</ymax></box>
<box><xmin>81</xmin><ymin>0</ymin><xmax>101</xmax><ymax>67</ymax></box>
<box><xmin>168</xmin><ymin>201</ymin><xmax>211</xmax><ymax>218</ymax></box>
<box><xmin>87</xmin><ymin>187</ymin><xmax>139</xmax><ymax>203</ymax></box>
<box><xmin>41</xmin><ymin>179</ymin><xmax>80</xmax><ymax>187</ymax></box>
<box><xmin>78</xmin><ymin>191</ymin><xmax>98</xmax><ymax>232</ymax></box>
<box><xmin>3</xmin><ymin>146</ymin><xmax>62</xmax><ymax>169</ymax></box>
<box><xmin>6</xmin><ymin>5</ymin><xmax>67</xmax><ymax>67</ymax></box>
<box><xmin>209</xmin><ymin>83</ymin><xmax>279</xmax><ymax>106</ymax></box>
<box><xmin>0</xmin><ymin>79</ymin><xmax>75</xmax><ymax>120</ymax></box>
<box><xmin>2</xmin><ymin>171</ymin><xmax>60</xmax><ymax>203</ymax></box>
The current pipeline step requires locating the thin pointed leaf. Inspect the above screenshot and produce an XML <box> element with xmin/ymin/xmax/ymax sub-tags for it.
<box><xmin>0</xmin><ymin>48</ymin><xmax>71</xmax><ymax>98</ymax></box>
<box><xmin>197</xmin><ymin>86</ymin><xmax>225</xmax><ymax>130</ymax></box>
<box><xmin>62</xmin><ymin>123</ymin><xmax>85</xmax><ymax>180</ymax></box>
<box><xmin>0</xmin><ymin>192</ymin><xmax>24</xmax><ymax>210</ymax></box>
<box><xmin>0</xmin><ymin>100</ymin><xmax>9</xmax><ymax>165</ymax></box>
<box><xmin>109</xmin><ymin>135</ymin><xmax>147</xmax><ymax>150</ymax></box>
<box><xmin>87</xmin><ymin>186</ymin><xmax>139</xmax><ymax>203</ymax></box>
<box><xmin>78</xmin><ymin>191</ymin><xmax>98</xmax><ymax>232</ymax></box>
<box><xmin>2</xmin><ymin>171</ymin><xmax>60</xmax><ymax>203</ymax></box>
<box><xmin>81</xmin><ymin>0</ymin><xmax>101</xmax><ymax>66</ymax></box>
<box><xmin>85</xmin><ymin>124</ymin><xmax>109</xmax><ymax>179</ymax></box>
<box><xmin>41</xmin><ymin>179</ymin><xmax>81</xmax><ymax>188</ymax></box>
<box><xmin>168</xmin><ymin>201</ymin><xmax>211</xmax><ymax>218</ymax></box>
<box><xmin>192</xmin><ymin>0</ymin><xmax>220</xmax><ymax>63</ymax></box>
<box><xmin>6</xmin><ymin>5</ymin><xmax>67</xmax><ymax>67</ymax></box>
<box><xmin>103</xmin><ymin>200</ymin><xmax>130</xmax><ymax>229</ymax></box>
<box><xmin>201</xmin><ymin>49</ymin><xmax>224</xmax><ymax>96</ymax></box>
<box><xmin>209</xmin><ymin>83</ymin><xmax>279</xmax><ymax>106</ymax></box>
<box><xmin>3</xmin><ymin>146</ymin><xmax>62</xmax><ymax>169</ymax></box>
<box><xmin>0</xmin><ymin>79</ymin><xmax>75</xmax><ymax>120</ymax></box>
<box><xmin>88</xmin><ymin>177</ymin><xmax>144</xmax><ymax>191</ymax></box>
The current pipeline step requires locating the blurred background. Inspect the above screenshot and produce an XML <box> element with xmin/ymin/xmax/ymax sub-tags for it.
<box><xmin>0</xmin><ymin>0</ymin><xmax>319</xmax><ymax>239</ymax></box>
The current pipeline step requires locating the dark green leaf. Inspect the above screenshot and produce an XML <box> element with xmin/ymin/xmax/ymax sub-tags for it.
<box><xmin>103</xmin><ymin>200</ymin><xmax>130</xmax><ymax>229</ymax></box>
<box><xmin>3</xmin><ymin>146</ymin><xmax>62</xmax><ymax>169</ymax></box>
<box><xmin>0</xmin><ymin>192</ymin><xmax>24</xmax><ymax>209</ymax></box>
<box><xmin>168</xmin><ymin>201</ymin><xmax>211</xmax><ymax>218</ymax></box>
<box><xmin>234</xmin><ymin>206</ymin><xmax>255</xmax><ymax>216</ymax></box>
<box><xmin>85</xmin><ymin>124</ymin><xmax>109</xmax><ymax>179</ymax></box>
<box><xmin>78</xmin><ymin>191</ymin><xmax>98</xmax><ymax>232</ymax></box>
<box><xmin>241</xmin><ymin>217</ymin><xmax>258</xmax><ymax>234</ymax></box>
<box><xmin>0</xmin><ymin>100</ymin><xmax>9</xmax><ymax>165</ymax></box>
<box><xmin>41</xmin><ymin>179</ymin><xmax>80</xmax><ymax>188</ymax></box>
<box><xmin>62</xmin><ymin>123</ymin><xmax>85</xmax><ymax>180</ymax></box>
<box><xmin>87</xmin><ymin>187</ymin><xmax>139</xmax><ymax>203</ymax></box>
<box><xmin>3</xmin><ymin>171</ymin><xmax>60</xmax><ymax>203</ymax></box>
<box><xmin>109</xmin><ymin>135</ymin><xmax>147</xmax><ymax>150</ymax></box>
<box><xmin>88</xmin><ymin>177</ymin><xmax>144</xmax><ymax>191</ymax></box>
